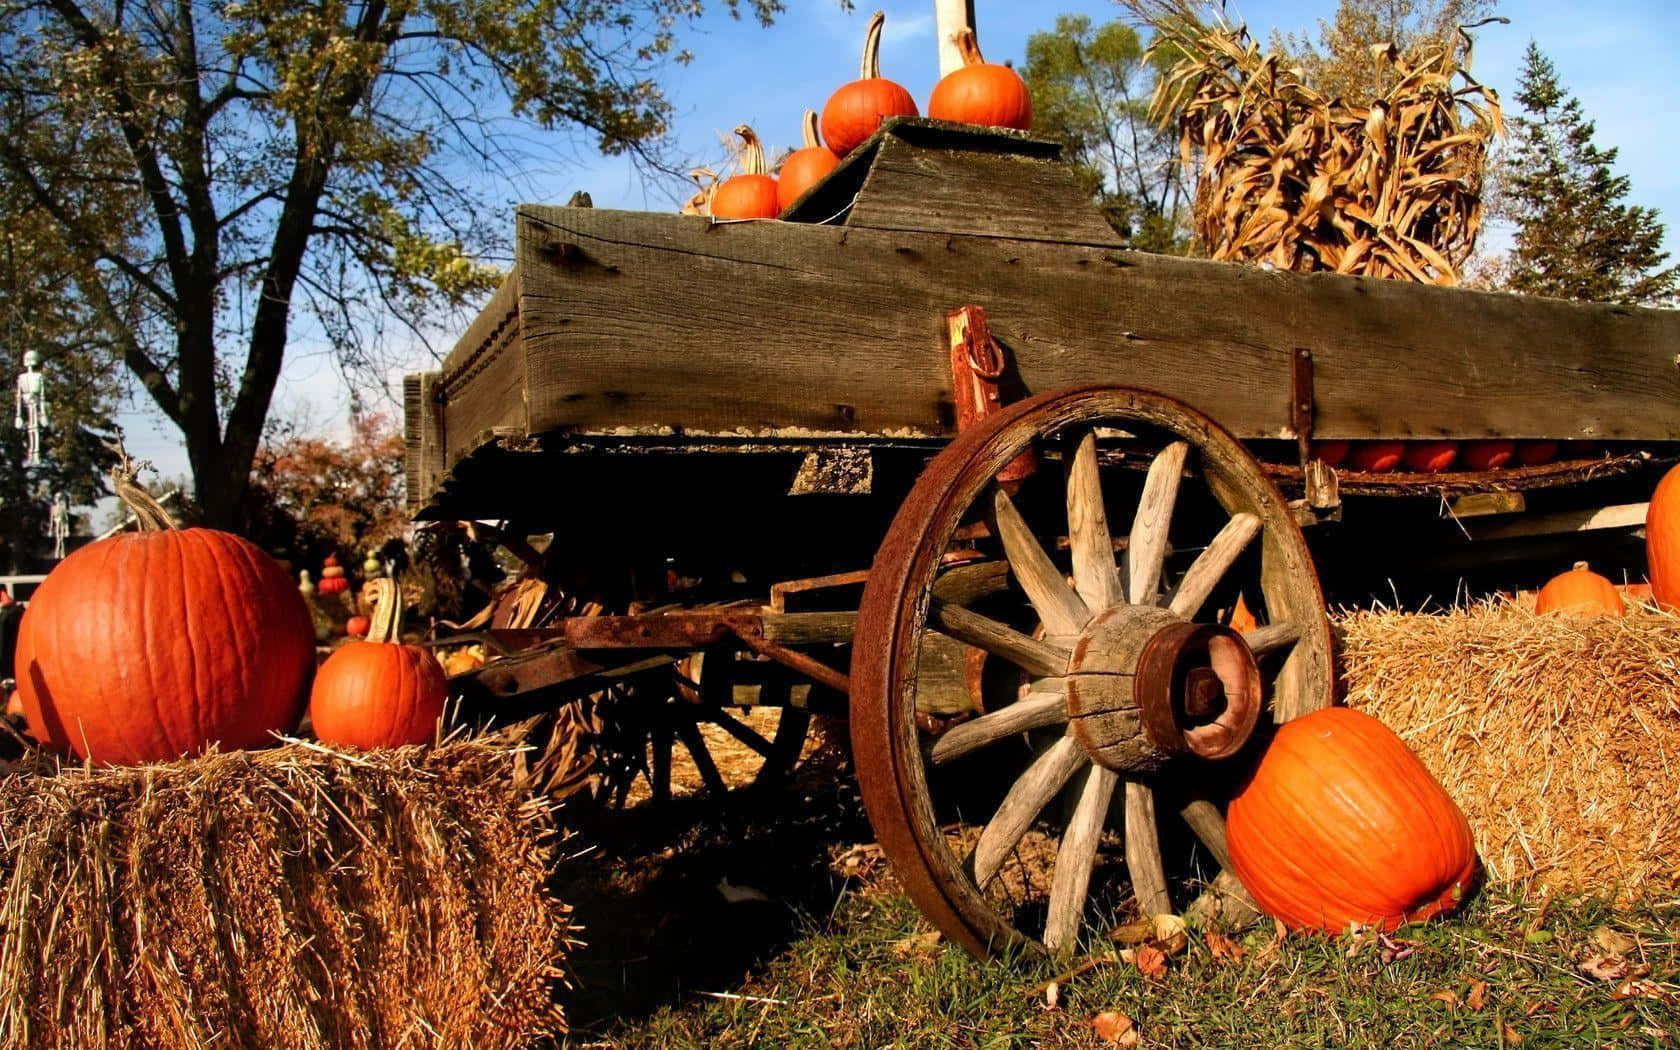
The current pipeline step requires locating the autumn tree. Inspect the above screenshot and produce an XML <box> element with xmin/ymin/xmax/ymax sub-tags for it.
<box><xmin>1276</xmin><ymin>0</ymin><xmax>1499</xmax><ymax>100</ymax></box>
<box><xmin>0</xmin><ymin>0</ymin><xmax>786</xmax><ymax>529</ymax></box>
<box><xmin>1498</xmin><ymin>44</ymin><xmax>1676</xmax><ymax>306</ymax></box>
<box><xmin>1025</xmin><ymin>14</ymin><xmax>1190</xmax><ymax>252</ymax></box>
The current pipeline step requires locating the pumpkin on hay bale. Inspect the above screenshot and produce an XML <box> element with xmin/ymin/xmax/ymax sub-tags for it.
<box><xmin>0</xmin><ymin>735</ymin><xmax>575</xmax><ymax>1049</ymax></box>
<box><xmin>1336</xmin><ymin>600</ymin><xmax>1680</xmax><ymax>904</ymax></box>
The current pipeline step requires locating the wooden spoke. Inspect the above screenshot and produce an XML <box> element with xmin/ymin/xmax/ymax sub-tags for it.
<box><xmin>1066</xmin><ymin>432</ymin><xmax>1125</xmax><ymax>611</ymax></box>
<box><xmin>650</xmin><ymin>721</ymin><xmax>673</xmax><ymax>803</ymax></box>
<box><xmin>930</xmin><ymin>600</ymin><xmax>1070</xmax><ymax>679</ymax></box>
<box><xmin>1178</xmin><ymin>797</ymin><xmax>1233</xmax><ymax>872</ymax></box>
<box><xmin>707</xmin><ymin>706</ymin><xmax>777</xmax><ymax>758</ymax></box>
<box><xmin>1167</xmin><ymin>512</ymin><xmax>1261</xmax><ymax>620</ymax></box>
<box><xmin>1124</xmin><ymin>780</ymin><xmax>1173</xmax><ymax>917</ymax></box>
<box><xmin>1043</xmin><ymin>763</ymin><xmax>1119</xmax><ymax>956</ymax></box>
<box><xmin>1245</xmin><ymin>620</ymin><xmax>1301</xmax><ymax>656</ymax></box>
<box><xmin>993</xmin><ymin>487</ymin><xmax>1091</xmax><ymax>636</ymax></box>
<box><xmin>971</xmin><ymin>734</ymin><xmax>1087</xmax><ymax>887</ymax></box>
<box><xmin>673</xmin><ymin>719</ymin><xmax>728</xmax><ymax>797</ymax></box>
<box><xmin>931</xmin><ymin>687</ymin><xmax>1068</xmax><ymax>765</ymax></box>
<box><xmin>1127</xmin><ymin>441</ymin><xmax>1189</xmax><ymax>605</ymax></box>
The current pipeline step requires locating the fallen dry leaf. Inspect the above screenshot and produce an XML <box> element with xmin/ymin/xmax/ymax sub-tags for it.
<box><xmin>1379</xmin><ymin>933</ymin><xmax>1417</xmax><ymax>965</ymax></box>
<box><xmin>1580</xmin><ymin>954</ymin><xmax>1631</xmax><ymax>982</ymax></box>
<box><xmin>1092</xmin><ymin>1010</ymin><xmax>1140</xmax><ymax>1047</ymax></box>
<box><xmin>891</xmin><ymin>930</ymin><xmax>942</xmax><ymax>961</ymax></box>
<box><xmin>1044</xmin><ymin>980</ymin><xmax>1060</xmax><ymax>1010</ymax></box>
<box><xmin>1592</xmin><ymin>926</ymin><xmax>1638</xmax><ymax>957</ymax></box>
<box><xmin>1612</xmin><ymin>979</ymin><xmax>1670</xmax><ymax>1003</ymax></box>
<box><xmin>1466</xmin><ymin>979</ymin><xmax>1488</xmax><ymax>1012</ymax></box>
<box><xmin>1133</xmin><ymin>944</ymin><xmax>1168</xmax><ymax>980</ymax></box>
<box><xmin>1153</xmin><ymin>914</ymin><xmax>1189</xmax><ymax>957</ymax></box>
<box><xmin>1501</xmin><ymin>1021</ymin><xmax>1524</xmax><ymax>1045</ymax></box>
<box><xmin>1109</xmin><ymin>919</ymin><xmax>1155</xmax><ymax>946</ymax></box>
<box><xmin>1430</xmin><ymin>989</ymin><xmax>1461</xmax><ymax>1009</ymax></box>
<box><xmin>1205</xmin><ymin>931</ymin><xmax>1246</xmax><ymax>965</ymax></box>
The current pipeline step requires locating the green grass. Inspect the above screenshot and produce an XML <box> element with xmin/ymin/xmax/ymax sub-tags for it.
<box><xmin>581</xmin><ymin>884</ymin><xmax>1679</xmax><ymax>1048</ymax></box>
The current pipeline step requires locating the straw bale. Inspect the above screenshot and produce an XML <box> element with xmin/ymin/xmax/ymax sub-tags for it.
<box><xmin>0</xmin><ymin>737</ymin><xmax>573</xmax><ymax>1049</ymax></box>
<box><xmin>1336</xmin><ymin>601</ymin><xmax>1680</xmax><ymax>903</ymax></box>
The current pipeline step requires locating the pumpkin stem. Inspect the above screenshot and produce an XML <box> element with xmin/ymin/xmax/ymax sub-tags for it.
<box><xmin>860</xmin><ymin>10</ymin><xmax>886</xmax><ymax>79</ymax></box>
<box><xmin>366</xmin><ymin>577</ymin><xmax>402</xmax><ymax>644</ymax></box>
<box><xmin>801</xmin><ymin>108</ymin><xmax>822</xmax><ymax>150</ymax></box>
<box><xmin>953</xmin><ymin>27</ymin><xmax>985</xmax><ymax>66</ymax></box>
<box><xmin>1572</xmin><ymin>561</ymin><xmax>1590</xmax><ymax>572</ymax></box>
<box><xmin>104</xmin><ymin>439</ymin><xmax>179</xmax><ymax>532</ymax></box>
<box><xmin>732</xmin><ymin>125</ymin><xmax>767</xmax><ymax>177</ymax></box>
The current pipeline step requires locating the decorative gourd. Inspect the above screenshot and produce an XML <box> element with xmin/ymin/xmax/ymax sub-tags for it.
<box><xmin>1228</xmin><ymin>707</ymin><xmax>1478</xmax><ymax>933</ymax></box>
<box><xmin>1348</xmin><ymin>440</ymin><xmax>1405</xmax><ymax>473</ymax></box>
<box><xmin>1228</xmin><ymin>592</ymin><xmax>1258</xmax><ymax>634</ymax></box>
<box><xmin>15</xmin><ymin>454</ymin><xmax>315</xmax><ymax>763</ymax></box>
<box><xmin>1650</xmin><ymin>464</ymin><xmax>1680</xmax><ymax>611</ymax></box>
<box><xmin>1402</xmin><ymin>440</ymin><xmax>1458</xmax><ymax>473</ymax></box>
<box><xmin>346</xmin><ymin>615</ymin><xmax>371</xmax><ymax>638</ymax></box>
<box><xmin>442</xmin><ymin>645</ymin><xmax>487</xmax><ymax>677</ymax></box>
<box><xmin>1533</xmin><ymin>561</ymin><xmax>1624</xmax><ymax>617</ymax></box>
<box><xmin>711</xmin><ymin>126</ymin><xmax>780</xmax><ymax>220</ymax></box>
<box><xmin>777</xmin><ymin>110</ymin><xmax>841</xmax><ymax>213</ymax></box>
<box><xmin>1461</xmin><ymin>439</ymin><xmax>1514</xmax><ymax>471</ymax></box>
<box><xmin>1311</xmin><ymin>440</ymin><xmax>1349</xmax><ymax>467</ymax></box>
<box><xmin>318</xmin><ymin>554</ymin><xmax>349</xmax><ymax>596</ymax></box>
<box><xmin>1515</xmin><ymin>440</ymin><xmax>1557</xmax><ymax>466</ymax></box>
<box><xmin>821</xmin><ymin>11</ymin><xmax>918</xmax><ymax>156</ymax></box>
<box><xmin>927</xmin><ymin>27</ymin><xmax>1032</xmax><ymax>131</ymax></box>
<box><xmin>310</xmin><ymin>579</ymin><xmax>446</xmax><ymax>749</ymax></box>
<box><xmin>362</xmin><ymin>550</ymin><xmax>383</xmax><ymax>578</ymax></box>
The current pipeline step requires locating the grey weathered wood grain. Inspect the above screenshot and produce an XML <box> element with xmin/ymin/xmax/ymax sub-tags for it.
<box><xmin>993</xmin><ymin>486</ymin><xmax>1090</xmax><ymax>636</ymax></box>
<box><xmin>1044</xmin><ymin>763</ymin><xmax>1119</xmax><ymax>956</ymax></box>
<box><xmin>931</xmin><ymin>688</ymin><xmax>1068</xmax><ymax>765</ymax></box>
<box><xmin>972</xmin><ymin>733</ymin><xmax>1086</xmax><ymax>887</ymax></box>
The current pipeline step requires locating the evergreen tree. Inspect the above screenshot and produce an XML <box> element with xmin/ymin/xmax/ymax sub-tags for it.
<box><xmin>1501</xmin><ymin>43</ymin><xmax>1677</xmax><ymax>305</ymax></box>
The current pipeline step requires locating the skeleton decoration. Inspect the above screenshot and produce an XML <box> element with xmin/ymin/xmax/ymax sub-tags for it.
<box><xmin>49</xmin><ymin>491</ymin><xmax>70</xmax><ymax>560</ymax></box>
<box><xmin>13</xmin><ymin>350</ymin><xmax>47</xmax><ymax>466</ymax></box>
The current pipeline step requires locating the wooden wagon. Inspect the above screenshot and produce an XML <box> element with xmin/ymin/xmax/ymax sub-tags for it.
<box><xmin>404</xmin><ymin>119</ymin><xmax>1680</xmax><ymax>958</ymax></box>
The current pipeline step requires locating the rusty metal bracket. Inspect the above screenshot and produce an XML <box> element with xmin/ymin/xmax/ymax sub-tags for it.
<box><xmin>1288</xmin><ymin>348</ymin><xmax>1340</xmax><ymax>519</ymax></box>
<box><xmin>948</xmin><ymin>305</ymin><xmax>1035</xmax><ymax>484</ymax></box>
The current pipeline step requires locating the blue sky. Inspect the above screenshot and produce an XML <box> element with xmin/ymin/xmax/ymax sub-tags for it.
<box><xmin>115</xmin><ymin>0</ymin><xmax>1680</xmax><ymax>487</ymax></box>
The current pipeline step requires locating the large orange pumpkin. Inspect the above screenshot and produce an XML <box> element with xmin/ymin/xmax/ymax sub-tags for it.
<box><xmin>1402</xmin><ymin>440</ymin><xmax>1458</xmax><ymax>473</ymax></box>
<box><xmin>1534</xmin><ymin>561</ymin><xmax>1624</xmax><ymax>618</ymax></box>
<box><xmin>310</xmin><ymin>580</ymin><xmax>445</xmax><ymax>749</ymax></box>
<box><xmin>15</xmin><ymin>464</ymin><xmax>314</xmax><ymax>763</ymax></box>
<box><xmin>927</xmin><ymin>27</ymin><xmax>1032</xmax><ymax>131</ymax></box>
<box><xmin>1649</xmin><ymin>464</ymin><xmax>1680</xmax><ymax>611</ymax></box>
<box><xmin>1228</xmin><ymin>707</ymin><xmax>1478</xmax><ymax>933</ymax></box>
<box><xmin>710</xmin><ymin>125</ymin><xmax>779</xmax><ymax>220</ymax></box>
<box><xmin>821</xmin><ymin>10</ymin><xmax>918</xmax><ymax>156</ymax></box>
<box><xmin>778</xmin><ymin>110</ymin><xmax>840</xmax><ymax>213</ymax></box>
<box><xmin>1461</xmin><ymin>439</ymin><xmax>1515</xmax><ymax>471</ymax></box>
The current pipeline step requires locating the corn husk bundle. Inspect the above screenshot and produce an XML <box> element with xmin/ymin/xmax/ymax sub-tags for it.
<box><xmin>0</xmin><ymin>737</ymin><xmax>574</xmax><ymax>1049</ymax></box>
<box><xmin>1337</xmin><ymin>601</ymin><xmax>1680</xmax><ymax>903</ymax></box>
<box><xmin>1134</xmin><ymin>1</ymin><xmax>1501</xmax><ymax>283</ymax></box>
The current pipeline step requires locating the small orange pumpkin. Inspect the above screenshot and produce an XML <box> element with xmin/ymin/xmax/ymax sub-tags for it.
<box><xmin>1650</xmin><ymin>464</ymin><xmax>1680</xmax><ymax>610</ymax></box>
<box><xmin>778</xmin><ymin>109</ymin><xmax>840</xmax><ymax>213</ymax></box>
<box><xmin>1402</xmin><ymin>440</ymin><xmax>1458</xmax><ymax>473</ymax></box>
<box><xmin>1461</xmin><ymin>440</ymin><xmax>1515</xmax><ymax>471</ymax></box>
<box><xmin>346</xmin><ymin>614</ymin><xmax>370</xmax><ymax>638</ymax></box>
<box><xmin>821</xmin><ymin>11</ymin><xmax>918</xmax><ymax>156</ymax></box>
<box><xmin>1348</xmin><ymin>440</ymin><xmax>1405</xmax><ymax>473</ymax></box>
<box><xmin>927</xmin><ymin>27</ymin><xmax>1031</xmax><ymax>131</ymax></box>
<box><xmin>310</xmin><ymin>580</ymin><xmax>446</xmax><ymax>749</ymax></box>
<box><xmin>1515</xmin><ymin>440</ymin><xmax>1557</xmax><ymax>466</ymax></box>
<box><xmin>1534</xmin><ymin>561</ymin><xmax>1624</xmax><ymax>617</ymax></box>
<box><xmin>1228</xmin><ymin>707</ymin><xmax>1478</xmax><ymax>933</ymax></box>
<box><xmin>711</xmin><ymin>126</ymin><xmax>780</xmax><ymax>220</ymax></box>
<box><xmin>1311</xmin><ymin>440</ymin><xmax>1349</xmax><ymax>467</ymax></box>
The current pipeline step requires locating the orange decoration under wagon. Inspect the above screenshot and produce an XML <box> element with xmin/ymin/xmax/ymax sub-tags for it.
<box><xmin>1228</xmin><ymin>707</ymin><xmax>1479</xmax><ymax>933</ymax></box>
<box><xmin>821</xmin><ymin>11</ymin><xmax>918</xmax><ymax>156</ymax></box>
<box><xmin>1348</xmin><ymin>440</ymin><xmax>1405</xmax><ymax>473</ymax></box>
<box><xmin>1402</xmin><ymin>440</ymin><xmax>1458</xmax><ymax>473</ymax></box>
<box><xmin>1535</xmin><ymin>562</ymin><xmax>1624</xmax><ymax>618</ymax></box>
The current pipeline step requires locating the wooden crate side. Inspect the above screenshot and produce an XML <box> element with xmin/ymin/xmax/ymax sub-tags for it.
<box><xmin>402</xmin><ymin>371</ymin><xmax>445</xmax><ymax>512</ymax></box>
<box><xmin>512</xmin><ymin>205</ymin><xmax>1680</xmax><ymax>443</ymax></box>
<box><xmin>436</xmin><ymin>267</ymin><xmax>528</xmax><ymax>468</ymax></box>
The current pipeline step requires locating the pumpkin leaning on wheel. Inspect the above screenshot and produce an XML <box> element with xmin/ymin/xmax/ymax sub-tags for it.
<box><xmin>16</xmin><ymin>457</ymin><xmax>315</xmax><ymax>764</ymax></box>
<box><xmin>1648</xmin><ymin>463</ymin><xmax>1680</xmax><ymax>611</ymax></box>
<box><xmin>1227</xmin><ymin>707</ymin><xmax>1478</xmax><ymax>933</ymax></box>
<box><xmin>310</xmin><ymin>579</ymin><xmax>445</xmax><ymax>749</ymax></box>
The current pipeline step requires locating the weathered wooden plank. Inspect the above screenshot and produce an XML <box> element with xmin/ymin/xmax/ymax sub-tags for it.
<box><xmin>1465</xmin><ymin>501</ymin><xmax>1649</xmax><ymax>541</ymax></box>
<box><xmin>403</xmin><ymin>372</ymin><xmax>446</xmax><ymax>512</ymax></box>
<box><xmin>502</xmin><ymin>206</ymin><xmax>1680</xmax><ymax>463</ymax></box>
<box><xmin>436</xmin><ymin>267</ymin><xmax>526</xmax><ymax>467</ymax></box>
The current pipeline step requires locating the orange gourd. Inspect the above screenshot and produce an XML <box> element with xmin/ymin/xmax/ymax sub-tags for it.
<box><xmin>821</xmin><ymin>11</ymin><xmax>918</xmax><ymax>156</ymax></box>
<box><xmin>1311</xmin><ymin>440</ymin><xmax>1349</xmax><ymax>467</ymax></box>
<box><xmin>16</xmin><ymin>458</ymin><xmax>314</xmax><ymax>763</ymax></box>
<box><xmin>346</xmin><ymin>615</ymin><xmax>370</xmax><ymax>638</ymax></box>
<box><xmin>711</xmin><ymin>126</ymin><xmax>780</xmax><ymax>220</ymax></box>
<box><xmin>1534</xmin><ymin>561</ymin><xmax>1624</xmax><ymax>618</ymax></box>
<box><xmin>1228</xmin><ymin>707</ymin><xmax>1478</xmax><ymax>933</ymax></box>
<box><xmin>1228</xmin><ymin>592</ymin><xmax>1258</xmax><ymax>634</ymax></box>
<box><xmin>1348</xmin><ymin>440</ymin><xmax>1405</xmax><ymax>473</ymax></box>
<box><xmin>1461</xmin><ymin>440</ymin><xmax>1514</xmax><ymax>471</ymax></box>
<box><xmin>778</xmin><ymin>110</ymin><xmax>840</xmax><ymax>213</ymax></box>
<box><xmin>1402</xmin><ymin>440</ymin><xmax>1458</xmax><ymax>473</ymax></box>
<box><xmin>1650</xmin><ymin>464</ymin><xmax>1680</xmax><ymax>610</ymax></box>
<box><xmin>1515</xmin><ymin>441</ymin><xmax>1557</xmax><ymax>466</ymax></box>
<box><xmin>310</xmin><ymin>580</ymin><xmax>446</xmax><ymax>749</ymax></box>
<box><xmin>927</xmin><ymin>28</ymin><xmax>1032</xmax><ymax>131</ymax></box>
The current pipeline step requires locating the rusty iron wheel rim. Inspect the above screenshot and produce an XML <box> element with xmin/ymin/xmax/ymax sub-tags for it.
<box><xmin>850</xmin><ymin>385</ymin><xmax>1333</xmax><ymax>959</ymax></box>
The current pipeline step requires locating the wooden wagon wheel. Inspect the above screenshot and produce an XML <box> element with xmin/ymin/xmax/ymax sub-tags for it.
<box><xmin>851</xmin><ymin>386</ymin><xmax>1333</xmax><ymax>958</ymax></box>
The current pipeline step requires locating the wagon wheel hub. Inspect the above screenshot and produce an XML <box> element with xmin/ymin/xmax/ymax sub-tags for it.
<box><xmin>1066</xmin><ymin>607</ymin><xmax>1261</xmax><ymax>772</ymax></box>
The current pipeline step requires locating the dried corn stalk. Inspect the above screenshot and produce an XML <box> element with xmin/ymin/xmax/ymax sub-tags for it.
<box><xmin>1132</xmin><ymin>1</ymin><xmax>1501</xmax><ymax>284</ymax></box>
